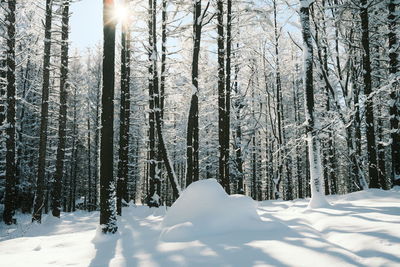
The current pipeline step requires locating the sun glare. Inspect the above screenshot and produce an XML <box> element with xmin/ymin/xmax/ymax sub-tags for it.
<box><xmin>113</xmin><ymin>4</ymin><xmax>128</xmax><ymax>23</ymax></box>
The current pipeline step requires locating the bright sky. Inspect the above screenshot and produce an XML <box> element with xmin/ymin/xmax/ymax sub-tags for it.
<box><xmin>70</xmin><ymin>0</ymin><xmax>103</xmax><ymax>51</ymax></box>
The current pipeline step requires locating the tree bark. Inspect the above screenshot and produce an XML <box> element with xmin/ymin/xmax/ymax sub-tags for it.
<box><xmin>300</xmin><ymin>0</ymin><xmax>328</xmax><ymax>208</ymax></box>
<box><xmin>186</xmin><ymin>0</ymin><xmax>202</xmax><ymax>187</ymax></box>
<box><xmin>33</xmin><ymin>0</ymin><xmax>53</xmax><ymax>223</ymax></box>
<box><xmin>388</xmin><ymin>0</ymin><xmax>400</xmax><ymax>186</ymax></box>
<box><xmin>360</xmin><ymin>0</ymin><xmax>378</xmax><ymax>188</ymax></box>
<box><xmin>100</xmin><ymin>0</ymin><xmax>117</xmax><ymax>233</ymax></box>
<box><xmin>117</xmin><ymin>0</ymin><xmax>130</xmax><ymax>215</ymax></box>
<box><xmin>52</xmin><ymin>0</ymin><xmax>70</xmax><ymax>218</ymax></box>
<box><xmin>3</xmin><ymin>0</ymin><xmax>17</xmax><ymax>225</ymax></box>
<box><xmin>217</xmin><ymin>0</ymin><xmax>230</xmax><ymax>193</ymax></box>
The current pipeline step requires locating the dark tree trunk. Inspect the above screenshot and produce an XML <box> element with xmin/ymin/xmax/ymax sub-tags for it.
<box><xmin>3</xmin><ymin>0</ymin><xmax>17</xmax><ymax>225</ymax></box>
<box><xmin>224</xmin><ymin>0</ymin><xmax>232</xmax><ymax>193</ymax></box>
<box><xmin>273</xmin><ymin>0</ymin><xmax>283</xmax><ymax>200</ymax></box>
<box><xmin>186</xmin><ymin>0</ymin><xmax>202</xmax><ymax>187</ymax></box>
<box><xmin>68</xmin><ymin>86</ymin><xmax>78</xmax><ymax>212</ymax></box>
<box><xmin>300</xmin><ymin>0</ymin><xmax>327</xmax><ymax>207</ymax></box>
<box><xmin>252</xmin><ymin>135</ymin><xmax>257</xmax><ymax>199</ymax></box>
<box><xmin>100</xmin><ymin>0</ymin><xmax>117</xmax><ymax>234</ymax></box>
<box><xmin>388</xmin><ymin>0</ymin><xmax>400</xmax><ymax>186</ymax></box>
<box><xmin>233</xmin><ymin>46</ymin><xmax>244</xmax><ymax>194</ymax></box>
<box><xmin>87</xmin><ymin>116</ymin><xmax>92</xmax><ymax>210</ymax></box>
<box><xmin>152</xmin><ymin>0</ymin><xmax>181</xmax><ymax>200</ymax></box>
<box><xmin>52</xmin><ymin>0</ymin><xmax>70</xmax><ymax>218</ymax></box>
<box><xmin>94</xmin><ymin>65</ymin><xmax>101</xmax><ymax>210</ymax></box>
<box><xmin>147</xmin><ymin>0</ymin><xmax>160</xmax><ymax>207</ymax></box>
<box><xmin>117</xmin><ymin>2</ymin><xmax>130</xmax><ymax>215</ymax></box>
<box><xmin>360</xmin><ymin>0</ymin><xmax>379</xmax><ymax>188</ymax></box>
<box><xmin>33</xmin><ymin>0</ymin><xmax>53</xmax><ymax>223</ymax></box>
<box><xmin>217</xmin><ymin>0</ymin><xmax>230</xmax><ymax>193</ymax></box>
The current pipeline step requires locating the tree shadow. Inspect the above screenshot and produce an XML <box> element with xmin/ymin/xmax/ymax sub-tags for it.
<box><xmin>88</xmin><ymin>230</ymin><xmax>118</xmax><ymax>267</ymax></box>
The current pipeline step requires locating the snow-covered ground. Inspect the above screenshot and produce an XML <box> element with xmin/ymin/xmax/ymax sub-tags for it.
<box><xmin>1</xmin><ymin>182</ymin><xmax>399</xmax><ymax>267</ymax></box>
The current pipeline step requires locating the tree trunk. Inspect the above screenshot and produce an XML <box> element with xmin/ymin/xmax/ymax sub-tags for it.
<box><xmin>52</xmin><ymin>0</ymin><xmax>70</xmax><ymax>218</ymax></box>
<box><xmin>388</xmin><ymin>0</ymin><xmax>400</xmax><ymax>186</ymax></box>
<box><xmin>33</xmin><ymin>0</ymin><xmax>53</xmax><ymax>223</ymax></box>
<box><xmin>217</xmin><ymin>0</ymin><xmax>229</xmax><ymax>193</ymax></box>
<box><xmin>100</xmin><ymin>0</ymin><xmax>117</xmax><ymax>234</ymax></box>
<box><xmin>117</xmin><ymin>1</ymin><xmax>130</xmax><ymax>215</ymax></box>
<box><xmin>224</xmin><ymin>0</ymin><xmax>232</xmax><ymax>193</ymax></box>
<box><xmin>233</xmin><ymin>46</ymin><xmax>244</xmax><ymax>194</ymax></box>
<box><xmin>360</xmin><ymin>0</ymin><xmax>378</xmax><ymax>189</ymax></box>
<box><xmin>273</xmin><ymin>0</ymin><xmax>284</xmax><ymax>200</ymax></box>
<box><xmin>300</xmin><ymin>0</ymin><xmax>328</xmax><ymax>208</ymax></box>
<box><xmin>3</xmin><ymin>0</ymin><xmax>17</xmax><ymax>225</ymax></box>
<box><xmin>186</xmin><ymin>0</ymin><xmax>202</xmax><ymax>187</ymax></box>
<box><xmin>147</xmin><ymin>0</ymin><xmax>160</xmax><ymax>207</ymax></box>
<box><xmin>94</xmin><ymin>63</ymin><xmax>101</xmax><ymax>210</ymax></box>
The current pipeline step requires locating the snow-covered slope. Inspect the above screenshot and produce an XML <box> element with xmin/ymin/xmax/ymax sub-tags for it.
<box><xmin>1</xmin><ymin>184</ymin><xmax>399</xmax><ymax>267</ymax></box>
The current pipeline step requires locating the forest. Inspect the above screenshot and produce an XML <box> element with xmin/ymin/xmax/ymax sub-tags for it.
<box><xmin>0</xmin><ymin>0</ymin><xmax>399</xmax><ymax>264</ymax></box>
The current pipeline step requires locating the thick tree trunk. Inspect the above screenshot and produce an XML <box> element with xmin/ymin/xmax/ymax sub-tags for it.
<box><xmin>52</xmin><ymin>0</ymin><xmax>70</xmax><ymax>218</ymax></box>
<box><xmin>3</xmin><ymin>0</ymin><xmax>17</xmax><ymax>225</ymax></box>
<box><xmin>100</xmin><ymin>0</ymin><xmax>117</xmax><ymax>234</ymax></box>
<box><xmin>33</xmin><ymin>0</ymin><xmax>53</xmax><ymax>223</ymax></box>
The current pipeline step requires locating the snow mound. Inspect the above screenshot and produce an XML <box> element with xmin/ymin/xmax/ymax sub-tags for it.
<box><xmin>161</xmin><ymin>179</ymin><xmax>266</xmax><ymax>242</ymax></box>
<box><xmin>308</xmin><ymin>192</ymin><xmax>331</xmax><ymax>209</ymax></box>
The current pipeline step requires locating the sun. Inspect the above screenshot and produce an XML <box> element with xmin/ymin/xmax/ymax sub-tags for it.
<box><xmin>113</xmin><ymin>3</ymin><xmax>128</xmax><ymax>23</ymax></box>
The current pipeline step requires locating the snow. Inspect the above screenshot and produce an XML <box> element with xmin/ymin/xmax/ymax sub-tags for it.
<box><xmin>0</xmin><ymin>185</ymin><xmax>399</xmax><ymax>267</ymax></box>
<box><xmin>161</xmin><ymin>179</ymin><xmax>266</xmax><ymax>242</ymax></box>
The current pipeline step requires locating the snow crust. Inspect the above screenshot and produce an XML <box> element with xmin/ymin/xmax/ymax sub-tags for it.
<box><xmin>161</xmin><ymin>179</ymin><xmax>265</xmax><ymax>241</ymax></box>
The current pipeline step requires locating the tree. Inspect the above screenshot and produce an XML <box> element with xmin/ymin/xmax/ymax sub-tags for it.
<box><xmin>32</xmin><ymin>0</ymin><xmax>53</xmax><ymax>223</ymax></box>
<box><xmin>51</xmin><ymin>0</ymin><xmax>70</xmax><ymax>218</ymax></box>
<box><xmin>217</xmin><ymin>0</ymin><xmax>230</xmax><ymax>194</ymax></box>
<box><xmin>3</xmin><ymin>0</ymin><xmax>17</xmax><ymax>225</ymax></box>
<box><xmin>299</xmin><ymin>0</ymin><xmax>329</xmax><ymax>208</ymax></box>
<box><xmin>388</xmin><ymin>0</ymin><xmax>400</xmax><ymax>186</ymax></box>
<box><xmin>186</xmin><ymin>0</ymin><xmax>210</xmax><ymax>186</ymax></box>
<box><xmin>360</xmin><ymin>0</ymin><xmax>379</xmax><ymax>188</ymax></box>
<box><xmin>100</xmin><ymin>0</ymin><xmax>117</xmax><ymax>234</ymax></box>
<box><xmin>117</xmin><ymin>0</ymin><xmax>130</xmax><ymax>215</ymax></box>
<box><xmin>147</xmin><ymin>0</ymin><xmax>160</xmax><ymax>207</ymax></box>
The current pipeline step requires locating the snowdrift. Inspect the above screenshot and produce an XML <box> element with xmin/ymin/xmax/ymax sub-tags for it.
<box><xmin>161</xmin><ymin>179</ymin><xmax>266</xmax><ymax>242</ymax></box>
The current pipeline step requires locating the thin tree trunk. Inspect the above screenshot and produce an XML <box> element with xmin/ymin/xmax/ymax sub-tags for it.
<box><xmin>217</xmin><ymin>0</ymin><xmax>229</xmax><ymax>193</ymax></box>
<box><xmin>224</xmin><ymin>0</ymin><xmax>232</xmax><ymax>193</ymax></box>
<box><xmin>94</xmin><ymin>63</ymin><xmax>101</xmax><ymax>210</ymax></box>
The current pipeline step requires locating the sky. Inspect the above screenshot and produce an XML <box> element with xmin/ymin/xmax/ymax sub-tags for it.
<box><xmin>70</xmin><ymin>0</ymin><xmax>103</xmax><ymax>51</ymax></box>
